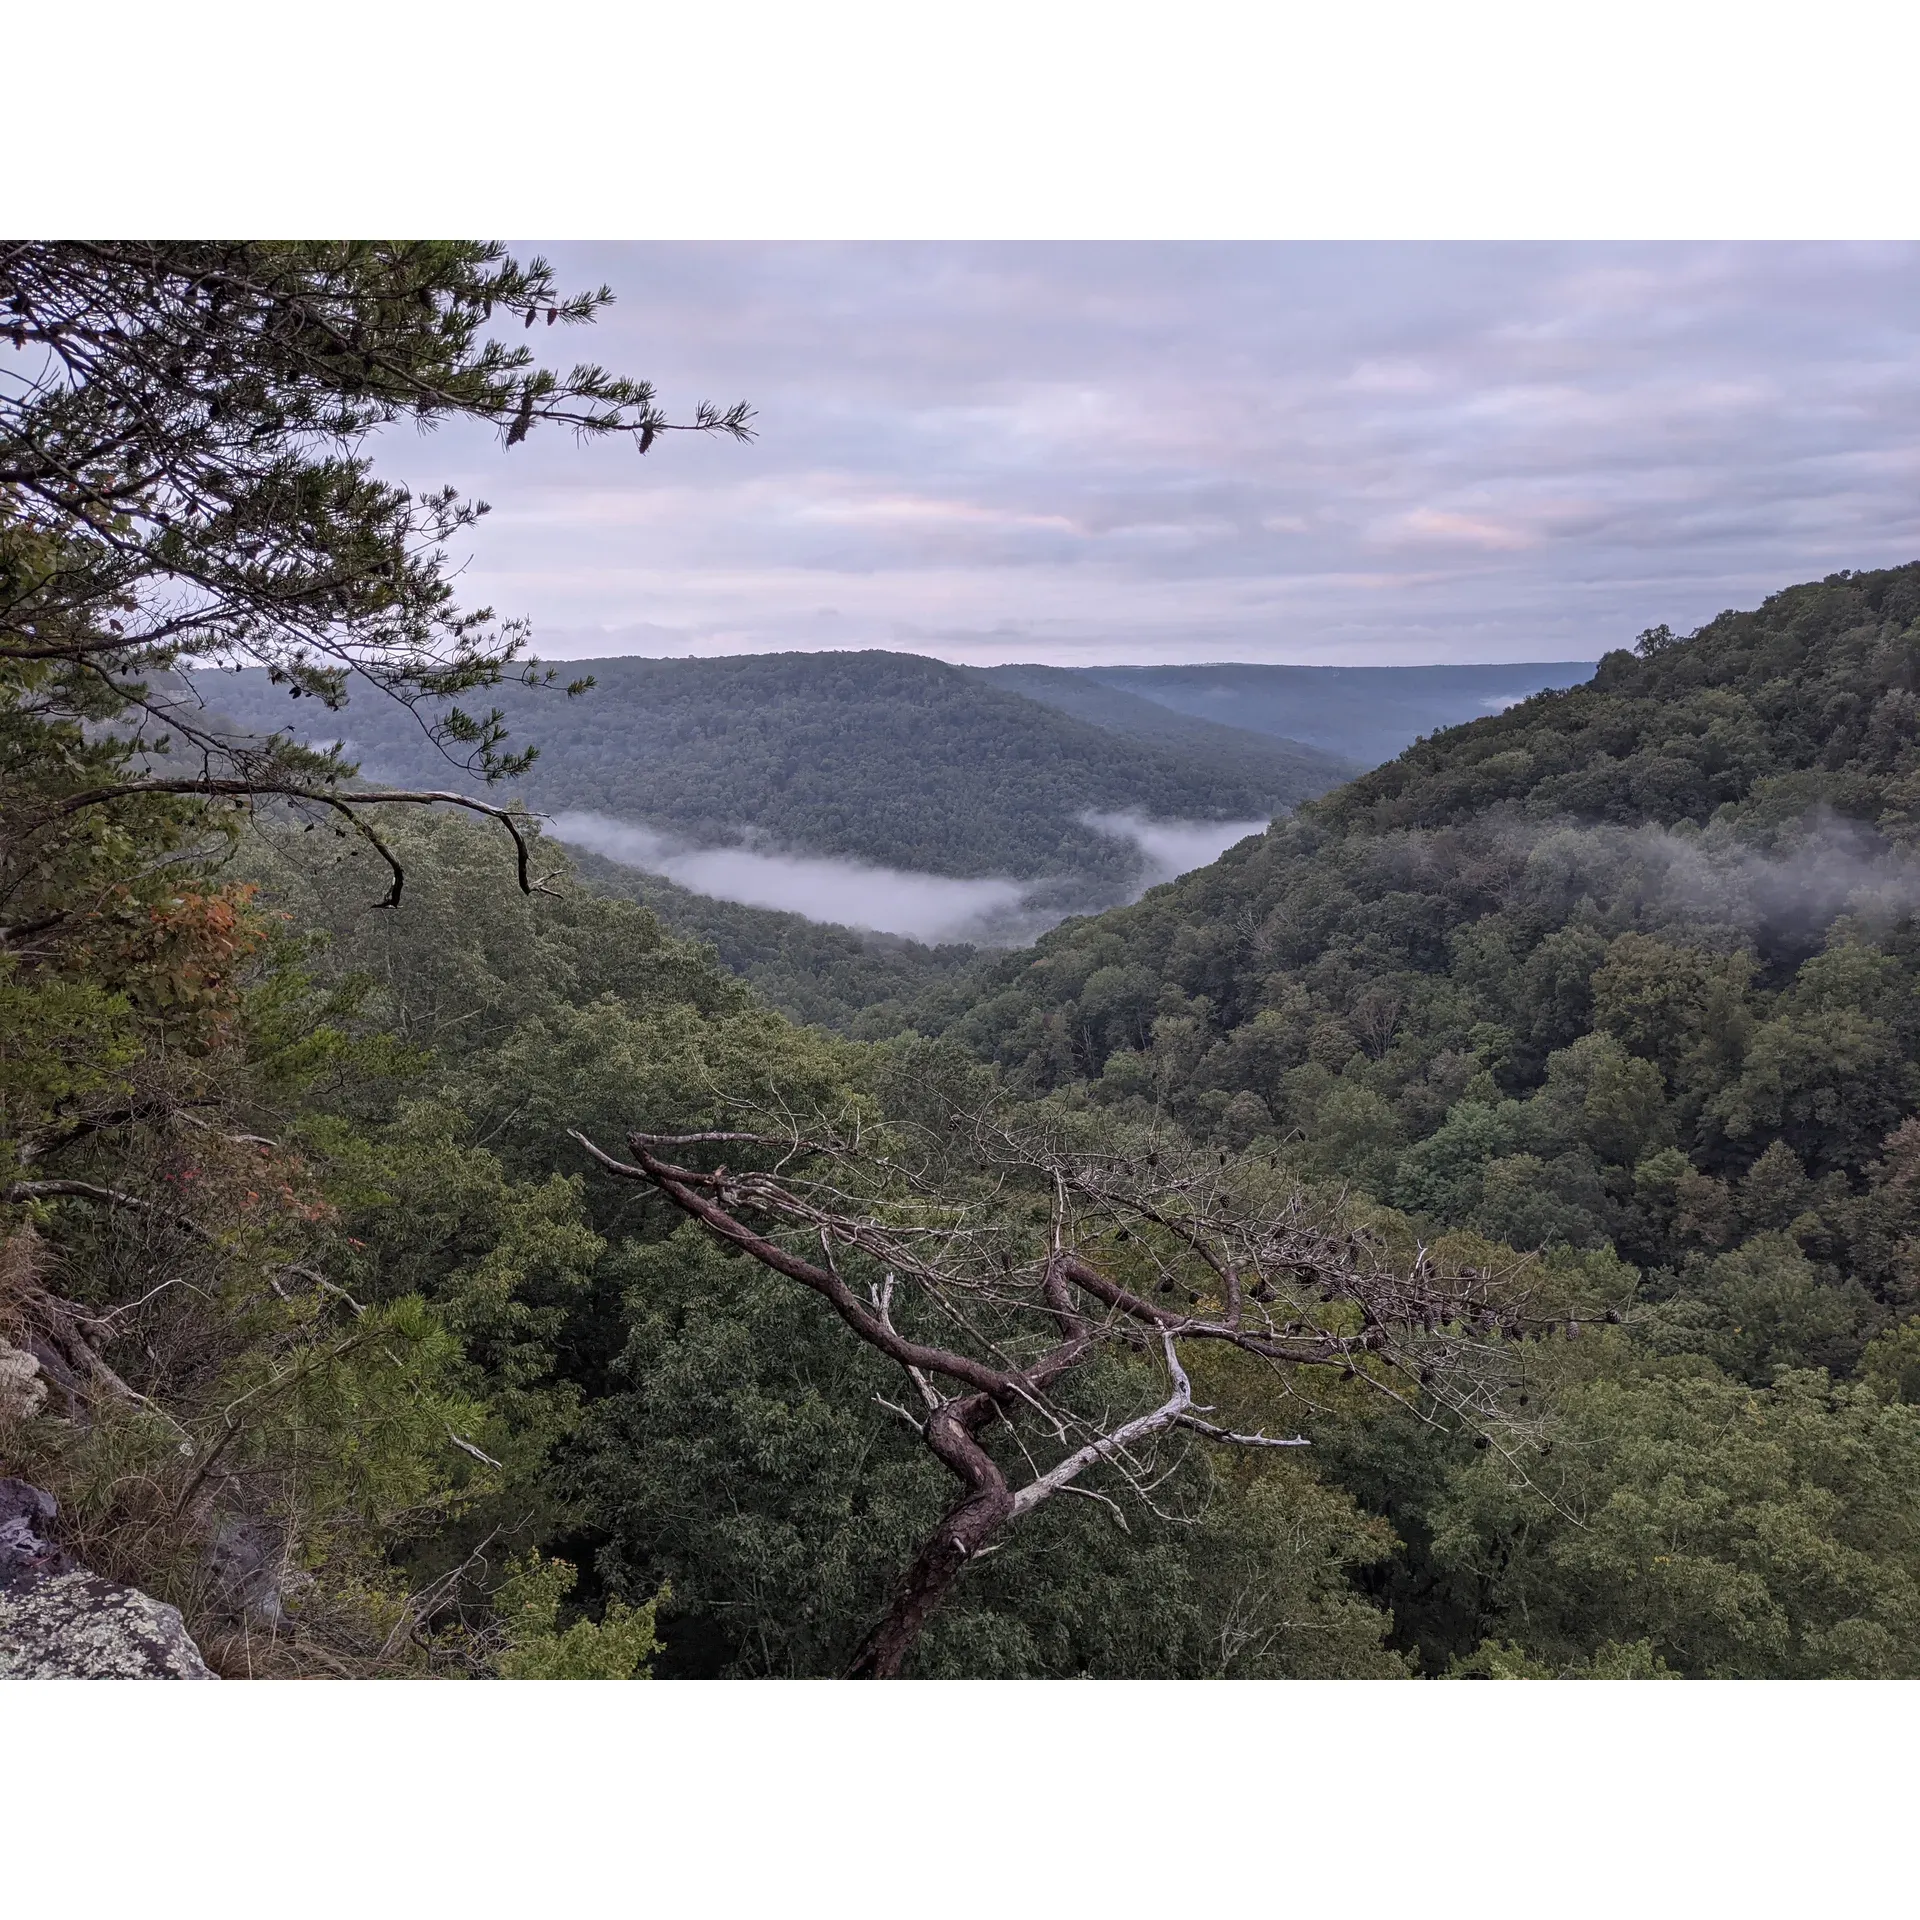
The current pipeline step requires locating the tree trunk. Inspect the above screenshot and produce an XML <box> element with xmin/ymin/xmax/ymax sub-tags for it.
<box><xmin>844</xmin><ymin>1392</ymin><xmax>1012</xmax><ymax>1678</ymax></box>
<box><xmin>844</xmin><ymin>1483</ymin><xmax>1013</xmax><ymax>1678</ymax></box>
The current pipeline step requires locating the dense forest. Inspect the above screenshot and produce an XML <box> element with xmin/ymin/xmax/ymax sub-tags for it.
<box><xmin>9</xmin><ymin>240</ymin><xmax>1920</xmax><ymax>1681</ymax></box>
<box><xmin>195</xmin><ymin>650</ymin><xmax>1353</xmax><ymax>891</ymax></box>
<box><xmin>917</xmin><ymin>565</ymin><xmax>1920</xmax><ymax>1673</ymax></box>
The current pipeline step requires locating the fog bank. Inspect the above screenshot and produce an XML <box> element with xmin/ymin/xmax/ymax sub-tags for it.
<box><xmin>548</xmin><ymin>813</ymin><xmax>1028</xmax><ymax>943</ymax></box>
<box><xmin>1597</xmin><ymin>815</ymin><xmax>1920</xmax><ymax>937</ymax></box>
<box><xmin>1081</xmin><ymin>812</ymin><xmax>1271</xmax><ymax>888</ymax></box>
<box><xmin>548</xmin><ymin>809</ymin><xmax>1269</xmax><ymax>945</ymax></box>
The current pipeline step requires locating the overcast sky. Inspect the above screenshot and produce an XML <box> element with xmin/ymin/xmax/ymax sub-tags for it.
<box><xmin>391</xmin><ymin>243</ymin><xmax>1920</xmax><ymax>668</ymax></box>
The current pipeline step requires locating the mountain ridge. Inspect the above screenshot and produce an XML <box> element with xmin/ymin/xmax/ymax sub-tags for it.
<box><xmin>1085</xmin><ymin>660</ymin><xmax>1599</xmax><ymax>765</ymax></box>
<box><xmin>191</xmin><ymin>649</ymin><xmax>1338</xmax><ymax>892</ymax></box>
<box><xmin>974</xmin><ymin>662</ymin><xmax>1358</xmax><ymax>794</ymax></box>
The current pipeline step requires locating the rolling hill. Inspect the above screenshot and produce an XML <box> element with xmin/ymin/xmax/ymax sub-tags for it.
<box><xmin>974</xmin><ymin>662</ymin><xmax>1359</xmax><ymax>795</ymax></box>
<box><xmin>192</xmin><ymin>650</ymin><xmax>1349</xmax><ymax>894</ymax></box>
<box><xmin>933</xmin><ymin>564</ymin><xmax>1920</xmax><ymax>1303</ymax></box>
<box><xmin>1084</xmin><ymin>661</ymin><xmax>1598</xmax><ymax>767</ymax></box>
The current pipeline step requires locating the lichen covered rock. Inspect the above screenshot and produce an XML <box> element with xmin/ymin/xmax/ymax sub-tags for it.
<box><xmin>0</xmin><ymin>1568</ymin><xmax>217</xmax><ymax>1679</ymax></box>
<box><xmin>0</xmin><ymin>1478</ymin><xmax>216</xmax><ymax>1680</ymax></box>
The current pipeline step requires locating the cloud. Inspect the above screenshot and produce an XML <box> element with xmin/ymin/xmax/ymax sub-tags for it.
<box><xmin>549</xmin><ymin>808</ymin><xmax>1268</xmax><ymax>945</ymax></box>
<box><xmin>1640</xmin><ymin>818</ymin><xmax>1920</xmax><ymax>937</ymax></box>
<box><xmin>1513</xmin><ymin>812</ymin><xmax>1920</xmax><ymax>950</ymax></box>
<box><xmin>548</xmin><ymin>813</ymin><xmax>1029</xmax><ymax>943</ymax></box>
<box><xmin>1394</xmin><ymin>508</ymin><xmax>1537</xmax><ymax>551</ymax></box>
<box><xmin>371</xmin><ymin>242</ymin><xmax>1920</xmax><ymax>668</ymax></box>
<box><xmin>794</xmin><ymin>491</ymin><xmax>1081</xmax><ymax>534</ymax></box>
<box><xmin>1080</xmin><ymin>812</ymin><xmax>1270</xmax><ymax>888</ymax></box>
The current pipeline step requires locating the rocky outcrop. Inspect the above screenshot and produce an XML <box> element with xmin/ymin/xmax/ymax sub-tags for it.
<box><xmin>0</xmin><ymin>1478</ymin><xmax>68</xmax><ymax>1582</ymax></box>
<box><xmin>0</xmin><ymin>1569</ymin><xmax>219</xmax><ymax>1679</ymax></box>
<box><xmin>0</xmin><ymin>1478</ymin><xmax>216</xmax><ymax>1680</ymax></box>
<box><xmin>0</xmin><ymin>1341</ymin><xmax>46</xmax><ymax>1423</ymax></box>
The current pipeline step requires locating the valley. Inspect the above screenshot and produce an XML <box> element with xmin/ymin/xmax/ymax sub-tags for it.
<box><xmin>189</xmin><ymin>650</ymin><xmax>1597</xmax><ymax>984</ymax></box>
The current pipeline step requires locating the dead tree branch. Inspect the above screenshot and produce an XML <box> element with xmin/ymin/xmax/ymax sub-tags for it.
<box><xmin>573</xmin><ymin>1106</ymin><xmax>1541</xmax><ymax>1677</ymax></box>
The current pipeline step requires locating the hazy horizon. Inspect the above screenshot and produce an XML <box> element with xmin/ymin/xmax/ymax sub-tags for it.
<box><xmin>523</xmin><ymin>638</ymin><xmax>1603</xmax><ymax>672</ymax></box>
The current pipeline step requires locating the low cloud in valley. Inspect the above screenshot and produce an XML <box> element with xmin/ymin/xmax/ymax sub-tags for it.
<box><xmin>548</xmin><ymin>809</ymin><xmax>1269</xmax><ymax>945</ymax></box>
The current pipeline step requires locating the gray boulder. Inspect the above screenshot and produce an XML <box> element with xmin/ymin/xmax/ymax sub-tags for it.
<box><xmin>0</xmin><ymin>1478</ymin><xmax>69</xmax><ymax>1584</ymax></box>
<box><xmin>0</xmin><ymin>1478</ymin><xmax>216</xmax><ymax>1680</ymax></box>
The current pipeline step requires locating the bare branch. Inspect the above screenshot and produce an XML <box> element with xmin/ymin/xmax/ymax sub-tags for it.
<box><xmin>40</xmin><ymin>776</ymin><xmax>540</xmax><ymax>907</ymax></box>
<box><xmin>570</xmin><ymin>1099</ymin><xmax>1536</xmax><ymax>1677</ymax></box>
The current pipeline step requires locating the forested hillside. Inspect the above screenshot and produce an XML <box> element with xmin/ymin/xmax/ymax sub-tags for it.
<box><xmin>926</xmin><ymin>565</ymin><xmax>1920</xmax><ymax>1671</ymax></box>
<box><xmin>946</xmin><ymin>569</ymin><xmax>1920</xmax><ymax>1261</ymax></box>
<box><xmin>196</xmin><ymin>650</ymin><xmax>1348</xmax><ymax>887</ymax></box>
